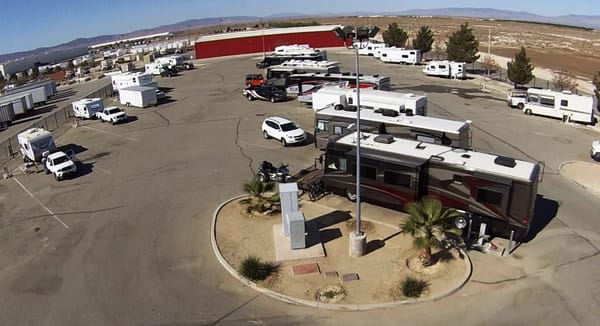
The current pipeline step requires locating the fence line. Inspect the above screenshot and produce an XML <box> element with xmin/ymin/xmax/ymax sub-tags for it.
<box><xmin>0</xmin><ymin>83</ymin><xmax>113</xmax><ymax>167</ymax></box>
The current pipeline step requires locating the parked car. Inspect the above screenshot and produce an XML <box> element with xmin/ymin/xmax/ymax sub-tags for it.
<box><xmin>261</xmin><ymin>116</ymin><xmax>307</xmax><ymax>146</ymax></box>
<box><xmin>243</xmin><ymin>84</ymin><xmax>286</xmax><ymax>103</ymax></box>
<box><xmin>245</xmin><ymin>74</ymin><xmax>266</xmax><ymax>87</ymax></box>
<box><xmin>591</xmin><ymin>139</ymin><xmax>600</xmax><ymax>162</ymax></box>
<box><xmin>44</xmin><ymin>151</ymin><xmax>77</xmax><ymax>181</ymax></box>
<box><xmin>96</xmin><ymin>106</ymin><xmax>127</xmax><ymax>124</ymax></box>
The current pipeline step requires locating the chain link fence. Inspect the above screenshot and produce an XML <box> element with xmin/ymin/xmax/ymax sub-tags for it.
<box><xmin>1</xmin><ymin>83</ymin><xmax>113</xmax><ymax>167</ymax></box>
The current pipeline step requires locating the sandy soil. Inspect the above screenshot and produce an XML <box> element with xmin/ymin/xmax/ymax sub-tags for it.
<box><xmin>215</xmin><ymin>194</ymin><xmax>468</xmax><ymax>305</ymax></box>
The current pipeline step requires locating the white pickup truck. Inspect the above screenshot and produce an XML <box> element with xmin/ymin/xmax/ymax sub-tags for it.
<box><xmin>96</xmin><ymin>106</ymin><xmax>127</xmax><ymax>124</ymax></box>
<box><xmin>45</xmin><ymin>151</ymin><xmax>78</xmax><ymax>181</ymax></box>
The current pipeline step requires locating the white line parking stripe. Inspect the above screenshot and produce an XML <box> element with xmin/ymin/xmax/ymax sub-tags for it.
<box><xmin>13</xmin><ymin>177</ymin><xmax>70</xmax><ymax>229</ymax></box>
<box><xmin>80</xmin><ymin>125</ymin><xmax>138</xmax><ymax>142</ymax></box>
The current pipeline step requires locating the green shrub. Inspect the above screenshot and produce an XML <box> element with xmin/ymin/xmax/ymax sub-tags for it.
<box><xmin>239</xmin><ymin>256</ymin><xmax>274</xmax><ymax>281</ymax></box>
<box><xmin>401</xmin><ymin>276</ymin><xmax>429</xmax><ymax>298</ymax></box>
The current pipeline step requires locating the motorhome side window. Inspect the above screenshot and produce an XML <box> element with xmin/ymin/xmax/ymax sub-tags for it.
<box><xmin>476</xmin><ymin>187</ymin><xmax>503</xmax><ymax>207</ymax></box>
<box><xmin>316</xmin><ymin>119</ymin><xmax>328</xmax><ymax>132</ymax></box>
<box><xmin>439</xmin><ymin>65</ymin><xmax>446</xmax><ymax>69</ymax></box>
<box><xmin>355</xmin><ymin>165</ymin><xmax>377</xmax><ymax>180</ymax></box>
<box><xmin>560</xmin><ymin>99</ymin><xmax>568</xmax><ymax>106</ymax></box>
<box><xmin>383</xmin><ymin>171</ymin><xmax>412</xmax><ymax>187</ymax></box>
<box><xmin>540</xmin><ymin>96</ymin><xmax>555</xmax><ymax>107</ymax></box>
<box><xmin>528</xmin><ymin>94</ymin><xmax>539</xmax><ymax>103</ymax></box>
<box><xmin>333</xmin><ymin>126</ymin><xmax>345</xmax><ymax>135</ymax></box>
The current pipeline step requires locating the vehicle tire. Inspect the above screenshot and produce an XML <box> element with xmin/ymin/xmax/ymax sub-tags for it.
<box><xmin>54</xmin><ymin>174</ymin><xmax>60</xmax><ymax>181</ymax></box>
<box><xmin>257</xmin><ymin>172</ymin><xmax>268</xmax><ymax>183</ymax></box>
<box><xmin>517</xmin><ymin>103</ymin><xmax>524</xmax><ymax>110</ymax></box>
<box><xmin>524</xmin><ymin>109</ymin><xmax>532</xmax><ymax>115</ymax></box>
<box><xmin>593</xmin><ymin>153</ymin><xmax>600</xmax><ymax>162</ymax></box>
<box><xmin>270</xmin><ymin>97</ymin><xmax>276</xmax><ymax>103</ymax></box>
<box><xmin>247</xmin><ymin>94</ymin><xmax>253</xmax><ymax>101</ymax></box>
<box><xmin>111</xmin><ymin>119</ymin><xmax>115</xmax><ymax>125</ymax></box>
<box><xmin>281</xmin><ymin>138</ymin><xmax>287</xmax><ymax>147</ymax></box>
<box><xmin>263</xmin><ymin>130</ymin><xmax>270</xmax><ymax>139</ymax></box>
<box><xmin>246</xmin><ymin>83</ymin><xmax>252</xmax><ymax>88</ymax></box>
<box><xmin>346</xmin><ymin>189</ymin><xmax>357</xmax><ymax>202</ymax></box>
<box><xmin>100</xmin><ymin>118</ymin><xmax>104</xmax><ymax>123</ymax></box>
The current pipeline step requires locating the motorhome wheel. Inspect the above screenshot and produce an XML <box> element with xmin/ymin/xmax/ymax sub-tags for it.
<box><xmin>517</xmin><ymin>103</ymin><xmax>524</xmax><ymax>110</ymax></box>
<box><xmin>346</xmin><ymin>189</ymin><xmax>357</xmax><ymax>202</ymax></box>
<box><xmin>524</xmin><ymin>109</ymin><xmax>532</xmax><ymax>115</ymax></box>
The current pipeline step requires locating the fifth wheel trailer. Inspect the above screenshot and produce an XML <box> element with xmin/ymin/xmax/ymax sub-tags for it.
<box><xmin>119</xmin><ymin>86</ymin><xmax>157</xmax><ymax>108</ymax></box>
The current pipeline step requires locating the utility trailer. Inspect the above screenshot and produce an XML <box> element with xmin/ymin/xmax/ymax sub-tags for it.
<box><xmin>0</xmin><ymin>93</ymin><xmax>34</xmax><ymax>115</ymax></box>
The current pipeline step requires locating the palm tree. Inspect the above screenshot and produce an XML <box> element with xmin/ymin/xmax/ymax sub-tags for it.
<box><xmin>240</xmin><ymin>177</ymin><xmax>280</xmax><ymax>217</ymax></box>
<box><xmin>402</xmin><ymin>197</ymin><xmax>463</xmax><ymax>266</ymax></box>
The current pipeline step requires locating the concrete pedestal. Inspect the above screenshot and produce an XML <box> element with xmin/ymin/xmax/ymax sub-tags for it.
<box><xmin>349</xmin><ymin>232</ymin><xmax>367</xmax><ymax>257</ymax></box>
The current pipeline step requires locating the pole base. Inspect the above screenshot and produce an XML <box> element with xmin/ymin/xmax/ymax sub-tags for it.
<box><xmin>349</xmin><ymin>232</ymin><xmax>367</xmax><ymax>257</ymax></box>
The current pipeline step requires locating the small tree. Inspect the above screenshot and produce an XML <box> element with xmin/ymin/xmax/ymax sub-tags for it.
<box><xmin>239</xmin><ymin>177</ymin><xmax>280</xmax><ymax>217</ymax></box>
<box><xmin>413</xmin><ymin>26</ymin><xmax>434</xmax><ymax>54</ymax></box>
<box><xmin>382</xmin><ymin>23</ymin><xmax>409</xmax><ymax>48</ymax></box>
<box><xmin>30</xmin><ymin>66</ymin><xmax>39</xmax><ymax>79</ymax></box>
<box><xmin>507</xmin><ymin>46</ymin><xmax>534</xmax><ymax>87</ymax></box>
<box><xmin>67</xmin><ymin>61</ymin><xmax>75</xmax><ymax>71</ymax></box>
<box><xmin>552</xmin><ymin>70</ymin><xmax>579</xmax><ymax>93</ymax></box>
<box><xmin>401</xmin><ymin>197</ymin><xmax>462</xmax><ymax>266</ymax></box>
<box><xmin>481</xmin><ymin>55</ymin><xmax>500</xmax><ymax>77</ymax></box>
<box><xmin>446</xmin><ymin>22</ymin><xmax>479</xmax><ymax>63</ymax></box>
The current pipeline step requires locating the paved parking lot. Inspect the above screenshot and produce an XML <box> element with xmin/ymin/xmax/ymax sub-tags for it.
<box><xmin>1</xmin><ymin>49</ymin><xmax>599</xmax><ymax>325</ymax></box>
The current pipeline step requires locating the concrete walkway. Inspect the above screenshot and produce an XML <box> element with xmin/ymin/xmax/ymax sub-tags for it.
<box><xmin>560</xmin><ymin>160</ymin><xmax>600</xmax><ymax>198</ymax></box>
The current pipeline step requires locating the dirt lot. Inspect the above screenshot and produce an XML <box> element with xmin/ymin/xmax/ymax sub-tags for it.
<box><xmin>180</xmin><ymin>16</ymin><xmax>600</xmax><ymax>80</ymax></box>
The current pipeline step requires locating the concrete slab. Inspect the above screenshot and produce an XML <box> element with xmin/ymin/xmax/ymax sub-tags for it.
<box><xmin>341</xmin><ymin>273</ymin><xmax>360</xmax><ymax>282</ymax></box>
<box><xmin>273</xmin><ymin>223</ymin><xmax>325</xmax><ymax>262</ymax></box>
<box><xmin>324</xmin><ymin>271</ymin><xmax>339</xmax><ymax>278</ymax></box>
<box><xmin>291</xmin><ymin>262</ymin><xmax>320</xmax><ymax>276</ymax></box>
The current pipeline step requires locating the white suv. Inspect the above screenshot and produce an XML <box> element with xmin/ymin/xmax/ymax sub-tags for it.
<box><xmin>591</xmin><ymin>140</ymin><xmax>600</xmax><ymax>162</ymax></box>
<box><xmin>261</xmin><ymin>117</ymin><xmax>307</xmax><ymax>147</ymax></box>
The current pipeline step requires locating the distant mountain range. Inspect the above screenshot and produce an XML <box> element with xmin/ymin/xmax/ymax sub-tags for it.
<box><xmin>2</xmin><ymin>8</ymin><xmax>599</xmax><ymax>63</ymax></box>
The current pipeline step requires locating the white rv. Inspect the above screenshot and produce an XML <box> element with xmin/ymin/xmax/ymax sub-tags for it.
<box><xmin>155</xmin><ymin>55</ymin><xmax>184</xmax><ymax>69</ymax></box>
<box><xmin>72</xmin><ymin>98</ymin><xmax>104</xmax><ymax>119</ymax></box>
<box><xmin>356</xmin><ymin>42</ymin><xmax>387</xmax><ymax>56</ymax></box>
<box><xmin>523</xmin><ymin>88</ymin><xmax>596</xmax><ymax>124</ymax></box>
<box><xmin>111</xmin><ymin>72</ymin><xmax>157</xmax><ymax>92</ymax></box>
<box><xmin>145</xmin><ymin>62</ymin><xmax>169</xmax><ymax>75</ymax></box>
<box><xmin>312</xmin><ymin>86</ymin><xmax>428</xmax><ymax>116</ymax></box>
<box><xmin>379</xmin><ymin>48</ymin><xmax>422</xmax><ymax>65</ymax></box>
<box><xmin>119</xmin><ymin>86</ymin><xmax>157</xmax><ymax>108</ymax></box>
<box><xmin>17</xmin><ymin>128</ymin><xmax>56</xmax><ymax>162</ymax></box>
<box><xmin>273</xmin><ymin>44</ymin><xmax>320</xmax><ymax>56</ymax></box>
<box><xmin>423</xmin><ymin>60</ymin><xmax>466</xmax><ymax>79</ymax></box>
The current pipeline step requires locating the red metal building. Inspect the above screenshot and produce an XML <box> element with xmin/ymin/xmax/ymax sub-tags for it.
<box><xmin>194</xmin><ymin>25</ymin><xmax>345</xmax><ymax>59</ymax></box>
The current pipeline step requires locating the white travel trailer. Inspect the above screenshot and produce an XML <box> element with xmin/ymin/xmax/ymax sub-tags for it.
<box><xmin>523</xmin><ymin>88</ymin><xmax>596</xmax><ymax>124</ymax></box>
<box><xmin>17</xmin><ymin>128</ymin><xmax>56</xmax><ymax>162</ymax></box>
<box><xmin>312</xmin><ymin>86</ymin><xmax>428</xmax><ymax>116</ymax></box>
<box><xmin>119</xmin><ymin>86</ymin><xmax>157</xmax><ymax>108</ymax></box>
<box><xmin>72</xmin><ymin>98</ymin><xmax>104</xmax><ymax>119</ymax></box>
<box><xmin>111</xmin><ymin>72</ymin><xmax>157</xmax><ymax>92</ymax></box>
<box><xmin>423</xmin><ymin>60</ymin><xmax>466</xmax><ymax>79</ymax></box>
<box><xmin>379</xmin><ymin>48</ymin><xmax>422</xmax><ymax>65</ymax></box>
<box><xmin>155</xmin><ymin>55</ymin><xmax>184</xmax><ymax>68</ymax></box>
<box><xmin>356</xmin><ymin>42</ymin><xmax>388</xmax><ymax>56</ymax></box>
<box><xmin>145</xmin><ymin>62</ymin><xmax>169</xmax><ymax>75</ymax></box>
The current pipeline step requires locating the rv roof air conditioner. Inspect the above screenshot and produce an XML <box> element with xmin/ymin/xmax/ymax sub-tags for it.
<box><xmin>494</xmin><ymin>156</ymin><xmax>517</xmax><ymax>168</ymax></box>
<box><xmin>430</xmin><ymin>155</ymin><xmax>445</xmax><ymax>161</ymax></box>
<box><xmin>374</xmin><ymin>134</ymin><xmax>394</xmax><ymax>144</ymax></box>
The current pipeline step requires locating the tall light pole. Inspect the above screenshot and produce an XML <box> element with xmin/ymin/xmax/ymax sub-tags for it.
<box><xmin>334</xmin><ymin>25</ymin><xmax>379</xmax><ymax>257</ymax></box>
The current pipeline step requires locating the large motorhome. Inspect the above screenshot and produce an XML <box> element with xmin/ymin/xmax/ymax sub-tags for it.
<box><xmin>17</xmin><ymin>128</ymin><xmax>56</xmax><ymax>162</ymax></box>
<box><xmin>523</xmin><ymin>88</ymin><xmax>596</xmax><ymax>124</ymax></box>
<box><xmin>72</xmin><ymin>98</ymin><xmax>104</xmax><ymax>119</ymax></box>
<box><xmin>111</xmin><ymin>72</ymin><xmax>157</xmax><ymax>92</ymax></box>
<box><xmin>314</xmin><ymin>106</ymin><xmax>472</xmax><ymax>150</ymax></box>
<box><xmin>423</xmin><ymin>60</ymin><xmax>466</xmax><ymax>79</ymax></box>
<box><xmin>312</xmin><ymin>86</ymin><xmax>428</xmax><ymax>116</ymax></box>
<box><xmin>285</xmin><ymin>72</ymin><xmax>390</xmax><ymax>96</ymax></box>
<box><xmin>379</xmin><ymin>48</ymin><xmax>422</xmax><ymax>65</ymax></box>
<box><xmin>323</xmin><ymin>132</ymin><xmax>541</xmax><ymax>241</ymax></box>
<box><xmin>272</xmin><ymin>44</ymin><xmax>321</xmax><ymax>56</ymax></box>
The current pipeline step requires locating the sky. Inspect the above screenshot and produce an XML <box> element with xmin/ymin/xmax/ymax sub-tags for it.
<box><xmin>1</xmin><ymin>0</ymin><xmax>598</xmax><ymax>55</ymax></box>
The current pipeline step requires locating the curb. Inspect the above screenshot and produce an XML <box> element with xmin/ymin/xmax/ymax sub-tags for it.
<box><xmin>559</xmin><ymin>161</ymin><xmax>600</xmax><ymax>198</ymax></box>
<box><xmin>211</xmin><ymin>195</ymin><xmax>473</xmax><ymax>311</ymax></box>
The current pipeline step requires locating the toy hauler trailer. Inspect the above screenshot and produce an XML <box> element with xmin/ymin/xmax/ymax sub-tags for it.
<box><xmin>322</xmin><ymin>132</ymin><xmax>542</xmax><ymax>241</ymax></box>
<box><xmin>523</xmin><ymin>88</ymin><xmax>596</xmax><ymax>124</ymax></box>
<box><xmin>314</xmin><ymin>106</ymin><xmax>472</xmax><ymax>150</ymax></box>
<box><xmin>0</xmin><ymin>102</ymin><xmax>15</xmax><ymax>129</ymax></box>
<box><xmin>423</xmin><ymin>60</ymin><xmax>466</xmax><ymax>79</ymax></box>
<box><xmin>111</xmin><ymin>72</ymin><xmax>157</xmax><ymax>92</ymax></box>
<box><xmin>312</xmin><ymin>86</ymin><xmax>428</xmax><ymax>116</ymax></box>
<box><xmin>0</xmin><ymin>93</ymin><xmax>34</xmax><ymax>115</ymax></box>
<box><xmin>379</xmin><ymin>48</ymin><xmax>422</xmax><ymax>65</ymax></box>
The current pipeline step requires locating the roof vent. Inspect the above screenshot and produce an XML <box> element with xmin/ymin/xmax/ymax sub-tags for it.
<box><xmin>461</xmin><ymin>154</ymin><xmax>471</xmax><ymax>159</ymax></box>
<box><xmin>494</xmin><ymin>156</ymin><xmax>516</xmax><ymax>168</ymax></box>
<box><xmin>374</xmin><ymin>134</ymin><xmax>394</xmax><ymax>144</ymax></box>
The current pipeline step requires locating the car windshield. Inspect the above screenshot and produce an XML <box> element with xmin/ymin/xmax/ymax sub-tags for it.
<box><xmin>280</xmin><ymin>122</ymin><xmax>299</xmax><ymax>131</ymax></box>
<box><xmin>53</xmin><ymin>155</ymin><xmax>69</xmax><ymax>164</ymax></box>
<box><xmin>107</xmin><ymin>108</ymin><xmax>121</xmax><ymax>114</ymax></box>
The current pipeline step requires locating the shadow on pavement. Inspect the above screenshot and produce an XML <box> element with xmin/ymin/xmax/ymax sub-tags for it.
<box><xmin>524</xmin><ymin>194</ymin><xmax>560</xmax><ymax>242</ymax></box>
